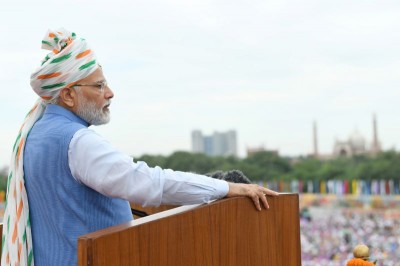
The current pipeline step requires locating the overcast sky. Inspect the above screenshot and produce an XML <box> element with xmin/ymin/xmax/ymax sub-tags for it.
<box><xmin>1</xmin><ymin>0</ymin><xmax>399</xmax><ymax>167</ymax></box>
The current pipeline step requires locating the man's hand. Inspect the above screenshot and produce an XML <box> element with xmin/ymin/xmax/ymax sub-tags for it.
<box><xmin>226</xmin><ymin>183</ymin><xmax>279</xmax><ymax>211</ymax></box>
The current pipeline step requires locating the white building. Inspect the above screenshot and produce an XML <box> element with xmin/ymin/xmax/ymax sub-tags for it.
<box><xmin>191</xmin><ymin>130</ymin><xmax>237</xmax><ymax>157</ymax></box>
<box><xmin>313</xmin><ymin>114</ymin><xmax>382</xmax><ymax>159</ymax></box>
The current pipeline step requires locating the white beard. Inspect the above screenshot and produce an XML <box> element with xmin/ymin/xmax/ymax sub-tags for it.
<box><xmin>75</xmin><ymin>91</ymin><xmax>110</xmax><ymax>126</ymax></box>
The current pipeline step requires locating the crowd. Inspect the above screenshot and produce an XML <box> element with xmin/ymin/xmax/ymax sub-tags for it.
<box><xmin>300</xmin><ymin>208</ymin><xmax>400</xmax><ymax>266</ymax></box>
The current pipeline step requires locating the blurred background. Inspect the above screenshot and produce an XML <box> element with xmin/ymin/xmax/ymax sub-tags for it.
<box><xmin>1</xmin><ymin>0</ymin><xmax>399</xmax><ymax>265</ymax></box>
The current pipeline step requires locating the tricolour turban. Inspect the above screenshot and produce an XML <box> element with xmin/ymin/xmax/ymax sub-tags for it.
<box><xmin>1</xmin><ymin>28</ymin><xmax>98</xmax><ymax>266</ymax></box>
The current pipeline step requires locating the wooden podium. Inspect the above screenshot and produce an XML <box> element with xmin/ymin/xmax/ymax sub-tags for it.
<box><xmin>78</xmin><ymin>194</ymin><xmax>301</xmax><ymax>266</ymax></box>
<box><xmin>0</xmin><ymin>194</ymin><xmax>301</xmax><ymax>265</ymax></box>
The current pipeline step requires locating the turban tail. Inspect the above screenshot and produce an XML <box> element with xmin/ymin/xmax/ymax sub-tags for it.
<box><xmin>1</xmin><ymin>28</ymin><xmax>98</xmax><ymax>266</ymax></box>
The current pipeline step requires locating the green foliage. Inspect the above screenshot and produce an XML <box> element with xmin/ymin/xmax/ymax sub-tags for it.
<box><xmin>356</xmin><ymin>151</ymin><xmax>400</xmax><ymax>180</ymax></box>
<box><xmin>287</xmin><ymin>158</ymin><xmax>322</xmax><ymax>181</ymax></box>
<box><xmin>165</xmin><ymin>151</ymin><xmax>214</xmax><ymax>173</ymax></box>
<box><xmin>243</xmin><ymin>151</ymin><xmax>292</xmax><ymax>180</ymax></box>
<box><xmin>136</xmin><ymin>151</ymin><xmax>400</xmax><ymax>181</ymax></box>
<box><xmin>135</xmin><ymin>154</ymin><xmax>168</xmax><ymax>168</ymax></box>
<box><xmin>0</xmin><ymin>167</ymin><xmax>8</xmax><ymax>192</ymax></box>
<box><xmin>136</xmin><ymin>152</ymin><xmax>218</xmax><ymax>174</ymax></box>
<box><xmin>2</xmin><ymin>151</ymin><xmax>399</xmax><ymax>186</ymax></box>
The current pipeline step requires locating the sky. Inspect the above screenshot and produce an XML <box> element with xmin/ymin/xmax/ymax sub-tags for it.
<box><xmin>1</xmin><ymin>0</ymin><xmax>399</xmax><ymax>168</ymax></box>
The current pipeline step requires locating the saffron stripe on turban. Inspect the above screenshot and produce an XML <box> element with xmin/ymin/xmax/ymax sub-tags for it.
<box><xmin>1</xmin><ymin>27</ymin><xmax>99</xmax><ymax>266</ymax></box>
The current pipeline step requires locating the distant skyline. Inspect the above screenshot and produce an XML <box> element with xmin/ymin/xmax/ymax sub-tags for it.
<box><xmin>1</xmin><ymin>0</ymin><xmax>400</xmax><ymax>168</ymax></box>
<box><xmin>192</xmin><ymin>129</ymin><xmax>237</xmax><ymax>157</ymax></box>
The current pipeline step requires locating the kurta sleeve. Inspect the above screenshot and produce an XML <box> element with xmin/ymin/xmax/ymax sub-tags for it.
<box><xmin>68</xmin><ymin>128</ymin><xmax>229</xmax><ymax>206</ymax></box>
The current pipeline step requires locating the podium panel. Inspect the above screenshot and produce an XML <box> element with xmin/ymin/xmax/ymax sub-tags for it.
<box><xmin>78</xmin><ymin>194</ymin><xmax>301</xmax><ymax>266</ymax></box>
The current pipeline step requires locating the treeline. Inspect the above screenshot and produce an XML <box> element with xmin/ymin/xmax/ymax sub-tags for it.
<box><xmin>135</xmin><ymin>150</ymin><xmax>400</xmax><ymax>181</ymax></box>
<box><xmin>0</xmin><ymin>167</ymin><xmax>8</xmax><ymax>194</ymax></box>
<box><xmin>0</xmin><ymin>151</ymin><xmax>399</xmax><ymax>192</ymax></box>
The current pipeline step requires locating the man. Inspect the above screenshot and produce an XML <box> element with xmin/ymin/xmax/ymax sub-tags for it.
<box><xmin>2</xmin><ymin>28</ymin><xmax>278</xmax><ymax>266</ymax></box>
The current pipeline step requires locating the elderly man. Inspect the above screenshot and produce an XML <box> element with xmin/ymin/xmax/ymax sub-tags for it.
<box><xmin>1</xmin><ymin>28</ymin><xmax>278</xmax><ymax>266</ymax></box>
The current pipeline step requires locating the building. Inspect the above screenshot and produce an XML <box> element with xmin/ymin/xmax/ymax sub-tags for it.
<box><xmin>246</xmin><ymin>145</ymin><xmax>279</xmax><ymax>157</ymax></box>
<box><xmin>333</xmin><ymin>130</ymin><xmax>367</xmax><ymax>157</ymax></box>
<box><xmin>313</xmin><ymin>114</ymin><xmax>382</xmax><ymax>159</ymax></box>
<box><xmin>191</xmin><ymin>130</ymin><xmax>237</xmax><ymax>157</ymax></box>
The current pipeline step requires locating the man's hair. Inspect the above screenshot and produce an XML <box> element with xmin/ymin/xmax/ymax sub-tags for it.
<box><xmin>206</xmin><ymin>170</ymin><xmax>251</xmax><ymax>184</ymax></box>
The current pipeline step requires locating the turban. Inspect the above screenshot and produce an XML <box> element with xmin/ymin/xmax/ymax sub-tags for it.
<box><xmin>1</xmin><ymin>28</ymin><xmax>98</xmax><ymax>266</ymax></box>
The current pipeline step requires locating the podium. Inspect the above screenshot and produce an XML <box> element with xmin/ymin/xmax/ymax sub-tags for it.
<box><xmin>78</xmin><ymin>194</ymin><xmax>301</xmax><ymax>265</ymax></box>
<box><xmin>0</xmin><ymin>194</ymin><xmax>301</xmax><ymax>265</ymax></box>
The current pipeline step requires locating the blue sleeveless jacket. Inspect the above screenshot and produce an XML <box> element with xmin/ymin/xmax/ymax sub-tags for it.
<box><xmin>24</xmin><ymin>104</ymin><xmax>132</xmax><ymax>266</ymax></box>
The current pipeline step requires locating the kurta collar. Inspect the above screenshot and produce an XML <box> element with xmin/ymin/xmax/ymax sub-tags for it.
<box><xmin>44</xmin><ymin>104</ymin><xmax>89</xmax><ymax>127</ymax></box>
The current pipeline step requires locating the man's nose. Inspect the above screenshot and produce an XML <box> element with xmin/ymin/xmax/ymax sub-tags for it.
<box><xmin>104</xmin><ymin>84</ymin><xmax>114</xmax><ymax>99</ymax></box>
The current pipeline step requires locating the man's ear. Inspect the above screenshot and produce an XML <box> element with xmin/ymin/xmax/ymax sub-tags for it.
<box><xmin>59</xmin><ymin>87</ymin><xmax>77</xmax><ymax>108</ymax></box>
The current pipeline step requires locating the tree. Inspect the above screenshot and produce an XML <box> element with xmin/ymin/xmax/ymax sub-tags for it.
<box><xmin>0</xmin><ymin>167</ymin><xmax>8</xmax><ymax>193</ymax></box>
<box><xmin>131</xmin><ymin>150</ymin><xmax>400</xmax><ymax>181</ymax></box>
<box><xmin>243</xmin><ymin>151</ymin><xmax>292</xmax><ymax>180</ymax></box>
<box><xmin>135</xmin><ymin>154</ymin><xmax>167</xmax><ymax>168</ymax></box>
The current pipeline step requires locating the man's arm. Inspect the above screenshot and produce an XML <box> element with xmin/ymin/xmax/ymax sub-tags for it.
<box><xmin>69</xmin><ymin>128</ymin><xmax>278</xmax><ymax>209</ymax></box>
